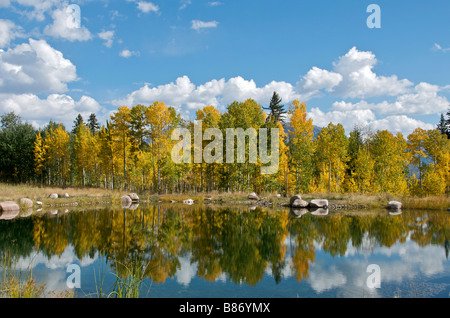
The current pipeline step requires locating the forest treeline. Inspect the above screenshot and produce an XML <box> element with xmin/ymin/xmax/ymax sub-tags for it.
<box><xmin>0</xmin><ymin>93</ymin><xmax>449</xmax><ymax>196</ymax></box>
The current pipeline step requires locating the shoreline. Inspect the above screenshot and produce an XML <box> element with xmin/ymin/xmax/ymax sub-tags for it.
<box><xmin>0</xmin><ymin>183</ymin><xmax>449</xmax><ymax>213</ymax></box>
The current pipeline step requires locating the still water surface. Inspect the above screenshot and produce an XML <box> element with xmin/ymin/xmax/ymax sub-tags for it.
<box><xmin>0</xmin><ymin>204</ymin><xmax>449</xmax><ymax>298</ymax></box>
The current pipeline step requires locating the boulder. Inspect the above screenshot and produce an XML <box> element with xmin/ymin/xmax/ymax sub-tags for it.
<box><xmin>291</xmin><ymin>199</ymin><xmax>309</xmax><ymax>208</ymax></box>
<box><xmin>386</xmin><ymin>201</ymin><xmax>402</xmax><ymax>210</ymax></box>
<box><xmin>49</xmin><ymin>193</ymin><xmax>58</xmax><ymax>199</ymax></box>
<box><xmin>122</xmin><ymin>201</ymin><xmax>132</xmax><ymax>209</ymax></box>
<box><xmin>36</xmin><ymin>201</ymin><xmax>43</xmax><ymax>206</ymax></box>
<box><xmin>311</xmin><ymin>208</ymin><xmax>329</xmax><ymax>216</ymax></box>
<box><xmin>20</xmin><ymin>208</ymin><xmax>33</xmax><ymax>218</ymax></box>
<box><xmin>64</xmin><ymin>193</ymin><xmax>70</xmax><ymax>198</ymax></box>
<box><xmin>276</xmin><ymin>194</ymin><xmax>282</xmax><ymax>198</ymax></box>
<box><xmin>127</xmin><ymin>193</ymin><xmax>139</xmax><ymax>202</ymax></box>
<box><xmin>19</xmin><ymin>198</ymin><xmax>33</xmax><ymax>208</ymax></box>
<box><xmin>125</xmin><ymin>204</ymin><xmax>139</xmax><ymax>211</ymax></box>
<box><xmin>248</xmin><ymin>192</ymin><xmax>259</xmax><ymax>200</ymax></box>
<box><xmin>0</xmin><ymin>209</ymin><xmax>19</xmax><ymax>220</ymax></box>
<box><xmin>0</xmin><ymin>201</ymin><xmax>20</xmax><ymax>212</ymax></box>
<box><xmin>309</xmin><ymin>199</ymin><xmax>329</xmax><ymax>209</ymax></box>
<box><xmin>289</xmin><ymin>194</ymin><xmax>302</xmax><ymax>206</ymax></box>
<box><xmin>121</xmin><ymin>195</ymin><xmax>132</xmax><ymax>205</ymax></box>
<box><xmin>290</xmin><ymin>208</ymin><xmax>309</xmax><ymax>218</ymax></box>
<box><xmin>183</xmin><ymin>199</ymin><xmax>194</xmax><ymax>205</ymax></box>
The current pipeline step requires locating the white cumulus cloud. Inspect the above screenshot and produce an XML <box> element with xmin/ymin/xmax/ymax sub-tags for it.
<box><xmin>130</xmin><ymin>0</ymin><xmax>159</xmax><ymax>14</ymax></box>
<box><xmin>112</xmin><ymin>75</ymin><xmax>300</xmax><ymax>113</ymax></box>
<box><xmin>0</xmin><ymin>93</ymin><xmax>102</xmax><ymax>128</ymax></box>
<box><xmin>119</xmin><ymin>49</ymin><xmax>139</xmax><ymax>58</ymax></box>
<box><xmin>44</xmin><ymin>6</ymin><xmax>92</xmax><ymax>42</ymax></box>
<box><xmin>98</xmin><ymin>30</ymin><xmax>115</xmax><ymax>48</ymax></box>
<box><xmin>0</xmin><ymin>19</ymin><xmax>24</xmax><ymax>48</ymax></box>
<box><xmin>0</xmin><ymin>38</ymin><xmax>77</xmax><ymax>94</ymax></box>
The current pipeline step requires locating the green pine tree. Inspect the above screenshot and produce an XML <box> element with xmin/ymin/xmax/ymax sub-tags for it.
<box><xmin>72</xmin><ymin>114</ymin><xmax>85</xmax><ymax>135</ymax></box>
<box><xmin>264</xmin><ymin>92</ymin><xmax>286</xmax><ymax>126</ymax></box>
<box><xmin>88</xmin><ymin>113</ymin><xmax>100</xmax><ymax>136</ymax></box>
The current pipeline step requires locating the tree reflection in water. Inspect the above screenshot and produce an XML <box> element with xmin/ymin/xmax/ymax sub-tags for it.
<box><xmin>0</xmin><ymin>204</ymin><xmax>448</xmax><ymax>289</ymax></box>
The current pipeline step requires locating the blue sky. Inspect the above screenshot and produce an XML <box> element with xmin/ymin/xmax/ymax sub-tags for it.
<box><xmin>0</xmin><ymin>0</ymin><xmax>449</xmax><ymax>135</ymax></box>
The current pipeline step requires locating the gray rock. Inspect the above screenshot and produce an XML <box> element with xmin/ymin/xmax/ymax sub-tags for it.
<box><xmin>309</xmin><ymin>199</ymin><xmax>329</xmax><ymax>209</ymax></box>
<box><xmin>19</xmin><ymin>198</ymin><xmax>33</xmax><ymax>208</ymax></box>
<box><xmin>289</xmin><ymin>194</ymin><xmax>302</xmax><ymax>206</ymax></box>
<box><xmin>49</xmin><ymin>193</ymin><xmax>58</xmax><ymax>199</ymax></box>
<box><xmin>125</xmin><ymin>203</ymin><xmax>139</xmax><ymax>210</ymax></box>
<box><xmin>0</xmin><ymin>201</ymin><xmax>20</xmax><ymax>213</ymax></box>
<box><xmin>291</xmin><ymin>199</ymin><xmax>309</xmax><ymax>208</ymax></box>
<box><xmin>248</xmin><ymin>192</ymin><xmax>259</xmax><ymax>200</ymax></box>
<box><xmin>386</xmin><ymin>201</ymin><xmax>402</xmax><ymax>210</ymax></box>
<box><xmin>290</xmin><ymin>208</ymin><xmax>309</xmax><ymax>218</ymax></box>
<box><xmin>64</xmin><ymin>193</ymin><xmax>70</xmax><ymax>198</ymax></box>
<box><xmin>121</xmin><ymin>195</ymin><xmax>132</xmax><ymax>205</ymax></box>
<box><xmin>20</xmin><ymin>208</ymin><xmax>33</xmax><ymax>218</ymax></box>
<box><xmin>127</xmin><ymin>193</ymin><xmax>139</xmax><ymax>202</ymax></box>
<box><xmin>0</xmin><ymin>209</ymin><xmax>19</xmax><ymax>220</ymax></box>
<box><xmin>311</xmin><ymin>208</ymin><xmax>329</xmax><ymax>216</ymax></box>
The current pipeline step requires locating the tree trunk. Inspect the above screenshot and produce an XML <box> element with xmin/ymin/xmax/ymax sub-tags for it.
<box><xmin>328</xmin><ymin>159</ymin><xmax>332</xmax><ymax>192</ymax></box>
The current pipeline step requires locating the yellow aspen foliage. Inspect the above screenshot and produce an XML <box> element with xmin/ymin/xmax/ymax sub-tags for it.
<box><xmin>288</xmin><ymin>100</ymin><xmax>315</xmax><ymax>193</ymax></box>
<box><xmin>315</xmin><ymin>123</ymin><xmax>348</xmax><ymax>193</ymax></box>
<box><xmin>33</xmin><ymin>131</ymin><xmax>47</xmax><ymax>175</ymax></box>
<box><xmin>45</xmin><ymin>124</ymin><xmax>70</xmax><ymax>186</ymax></box>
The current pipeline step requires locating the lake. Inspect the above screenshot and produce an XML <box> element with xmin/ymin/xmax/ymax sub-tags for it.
<box><xmin>0</xmin><ymin>204</ymin><xmax>449</xmax><ymax>298</ymax></box>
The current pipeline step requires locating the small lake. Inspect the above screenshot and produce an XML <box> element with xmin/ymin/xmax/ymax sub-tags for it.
<box><xmin>0</xmin><ymin>204</ymin><xmax>449</xmax><ymax>298</ymax></box>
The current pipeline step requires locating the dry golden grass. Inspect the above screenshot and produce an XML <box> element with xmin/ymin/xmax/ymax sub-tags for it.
<box><xmin>0</xmin><ymin>183</ymin><xmax>124</xmax><ymax>205</ymax></box>
<box><xmin>301</xmin><ymin>192</ymin><xmax>450</xmax><ymax>210</ymax></box>
<box><xmin>0</xmin><ymin>183</ymin><xmax>448</xmax><ymax>210</ymax></box>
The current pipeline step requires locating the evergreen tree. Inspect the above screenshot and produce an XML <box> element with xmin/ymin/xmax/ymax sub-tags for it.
<box><xmin>72</xmin><ymin>114</ymin><xmax>85</xmax><ymax>135</ymax></box>
<box><xmin>0</xmin><ymin>112</ymin><xmax>37</xmax><ymax>182</ymax></box>
<box><xmin>264</xmin><ymin>92</ymin><xmax>286</xmax><ymax>126</ymax></box>
<box><xmin>347</xmin><ymin>126</ymin><xmax>364</xmax><ymax>175</ymax></box>
<box><xmin>437</xmin><ymin>113</ymin><xmax>449</xmax><ymax>138</ymax></box>
<box><xmin>446</xmin><ymin>107</ymin><xmax>450</xmax><ymax>138</ymax></box>
<box><xmin>87</xmin><ymin>113</ymin><xmax>100</xmax><ymax>136</ymax></box>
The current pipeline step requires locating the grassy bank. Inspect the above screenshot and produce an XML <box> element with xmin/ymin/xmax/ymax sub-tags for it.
<box><xmin>0</xmin><ymin>183</ymin><xmax>124</xmax><ymax>207</ymax></box>
<box><xmin>147</xmin><ymin>190</ymin><xmax>449</xmax><ymax>211</ymax></box>
<box><xmin>0</xmin><ymin>183</ymin><xmax>448</xmax><ymax>211</ymax></box>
